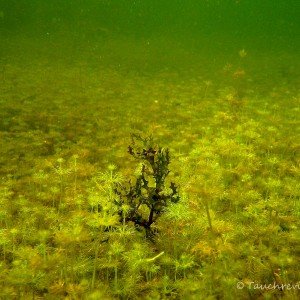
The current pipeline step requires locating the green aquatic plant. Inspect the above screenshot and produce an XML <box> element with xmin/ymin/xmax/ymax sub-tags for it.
<box><xmin>174</xmin><ymin>253</ymin><xmax>196</xmax><ymax>280</ymax></box>
<box><xmin>1</xmin><ymin>48</ymin><xmax>300</xmax><ymax>299</ymax></box>
<box><xmin>51</xmin><ymin>158</ymin><xmax>72</xmax><ymax>213</ymax></box>
<box><xmin>114</xmin><ymin>134</ymin><xmax>180</xmax><ymax>239</ymax></box>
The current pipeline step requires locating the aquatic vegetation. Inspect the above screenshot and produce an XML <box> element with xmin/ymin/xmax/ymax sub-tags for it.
<box><xmin>0</xmin><ymin>39</ymin><xmax>299</xmax><ymax>300</ymax></box>
<box><xmin>114</xmin><ymin>134</ymin><xmax>180</xmax><ymax>239</ymax></box>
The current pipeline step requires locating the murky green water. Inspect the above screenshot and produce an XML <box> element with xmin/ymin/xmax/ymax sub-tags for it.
<box><xmin>0</xmin><ymin>1</ymin><xmax>299</xmax><ymax>299</ymax></box>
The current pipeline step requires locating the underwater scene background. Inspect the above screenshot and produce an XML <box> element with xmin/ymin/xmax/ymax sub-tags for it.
<box><xmin>0</xmin><ymin>1</ymin><xmax>300</xmax><ymax>299</ymax></box>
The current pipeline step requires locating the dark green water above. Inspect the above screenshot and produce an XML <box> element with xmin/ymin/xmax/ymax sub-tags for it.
<box><xmin>1</xmin><ymin>0</ymin><xmax>299</xmax><ymax>50</ymax></box>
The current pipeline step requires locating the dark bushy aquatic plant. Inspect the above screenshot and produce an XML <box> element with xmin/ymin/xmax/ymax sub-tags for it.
<box><xmin>114</xmin><ymin>134</ymin><xmax>180</xmax><ymax>239</ymax></box>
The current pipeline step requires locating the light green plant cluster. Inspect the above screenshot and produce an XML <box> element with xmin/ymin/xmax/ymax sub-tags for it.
<box><xmin>0</xmin><ymin>48</ymin><xmax>299</xmax><ymax>299</ymax></box>
<box><xmin>0</xmin><ymin>118</ymin><xmax>299</xmax><ymax>299</ymax></box>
